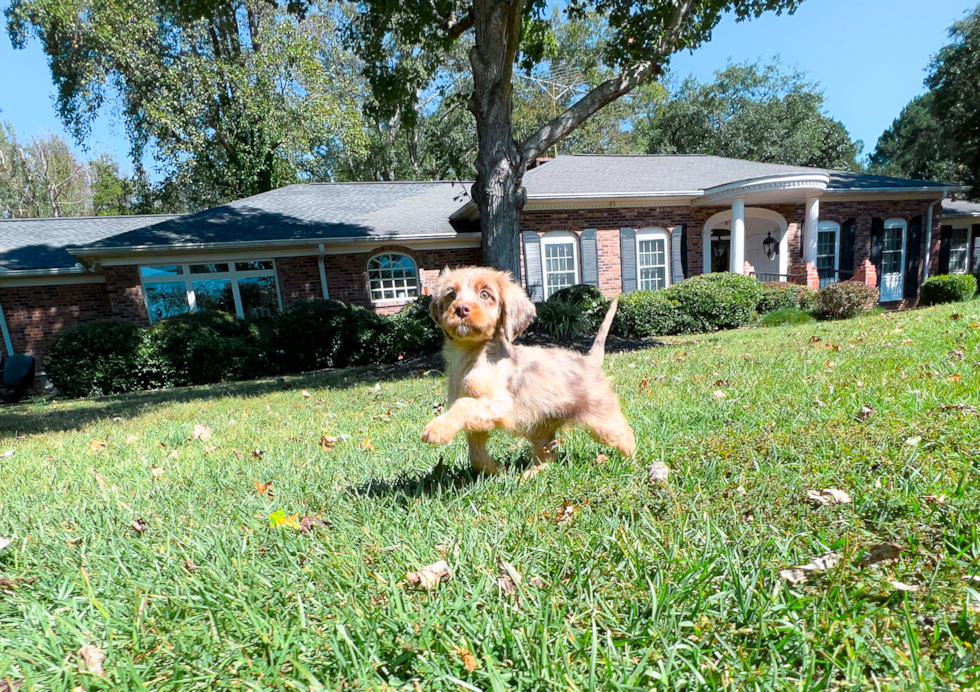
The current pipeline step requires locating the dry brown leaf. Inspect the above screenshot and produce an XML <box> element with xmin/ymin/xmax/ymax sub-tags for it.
<box><xmin>88</xmin><ymin>439</ymin><xmax>106</xmax><ymax>452</ymax></box>
<box><xmin>166</xmin><ymin>449</ymin><xmax>179</xmax><ymax>460</ymax></box>
<box><xmin>527</xmin><ymin>576</ymin><xmax>546</xmax><ymax>588</ymax></box>
<box><xmin>647</xmin><ymin>462</ymin><xmax>670</xmax><ymax>485</ymax></box>
<box><xmin>191</xmin><ymin>425</ymin><xmax>212</xmax><ymax>441</ymax></box>
<box><xmin>299</xmin><ymin>515</ymin><xmax>327</xmax><ymax>533</ymax></box>
<box><xmin>714</xmin><ymin>379</ymin><xmax>732</xmax><ymax>387</ymax></box>
<box><xmin>890</xmin><ymin>580</ymin><xmax>920</xmax><ymax>592</ymax></box>
<box><xmin>807</xmin><ymin>488</ymin><xmax>852</xmax><ymax>506</ymax></box>
<box><xmin>183</xmin><ymin>559</ymin><xmax>199</xmax><ymax>573</ymax></box>
<box><xmin>970</xmin><ymin>322</ymin><xmax>980</xmax><ymax>329</ymax></box>
<box><xmin>78</xmin><ymin>644</ymin><xmax>106</xmax><ymax>677</ymax></box>
<box><xmin>941</xmin><ymin>403</ymin><xmax>979</xmax><ymax>415</ymax></box>
<box><xmin>151</xmin><ymin>465</ymin><xmax>165</xmax><ymax>480</ymax></box>
<box><xmin>0</xmin><ymin>537</ymin><xmax>11</xmax><ymax>552</ymax></box>
<box><xmin>554</xmin><ymin>504</ymin><xmax>576</xmax><ymax>523</ymax></box>
<box><xmin>904</xmin><ymin>436</ymin><xmax>921</xmax><ymax>446</ymax></box>
<box><xmin>798</xmin><ymin>552</ymin><xmax>840</xmax><ymax>572</ymax></box>
<box><xmin>360</xmin><ymin>434</ymin><xmax>376</xmax><ymax>452</ymax></box>
<box><xmin>129</xmin><ymin>518</ymin><xmax>148</xmax><ymax>535</ymax></box>
<box><xmin>0</xmin><ymin>680</ymin><xmax>21</xmax><ymax>692</ymax></box>
<box><xmin>594</xmin><ymin>453</ymin><xmax>609</xmax><ymax>464</ymax></box>
<box><xmin>779</xmin><ymin>568</ymin><xmax>807</xmax><ymax>584</ymax></box>
<box><xmin>951</xmin><ymin>313</ymin><xmax>963</xmax><ymax>320</ymax></box>
<box><xmin>521</xmin><ymin>463</ymin><xmax>548</xmax><ymax>480</ymax></box>
<box><xmin>497</xmin><ymin>558</ymin><xmax>522</xmax><ymax>595</ymax></box>
<box><xmin>949</xmin><ymin>373</ymin><xmax>962</xmax><ymax>383</ymax></box>
<box><xmin>404</xmin><ymin>560</ymin><xmax>451</xmax><ymax>589</ymax></box>
<box><xmin>253</xmin><ymin>479</ymin><xmax>273</xmax><ymax>496</ymax></box>
<box><xmin>457</xmin><ymin>647</ymin><xmax>479</xmax><ymax>673</ymax></box>
<box><xmin>712</xmin><ymin>390</ymin><xmax>727</xmax><ymax>401</ymax></box>
<box><xmin>301</xmin><ymin>390</ymin><xmax>311</xmax><ymax>398</ymax></box>
<box><xmin>251</xmin><ymin>449</ymin><xmax>265</xmax><ymax>459</ymax></box>
<box><xmin>858</xmin><ymin>542</ymin><xmax>902</xmax><ymax>567</ymax></box>
<box><xmin>901</xmin><ymin>339</ymin><xmax>914</xmax><ymax>346</ymax></box>
<box><xmin>231</xmin><ymin>449</ymin><xmax>243</xmax><ymax>460</ymax></box>
<box><xmin>857</xmin><ymin>405</ymin><xmax>874</xmax><ymax>421</ymax></box>
<box><xmin>319</xmin><ymin>435</ymin><xmax>338</xmax><ymax>451</ymax></box>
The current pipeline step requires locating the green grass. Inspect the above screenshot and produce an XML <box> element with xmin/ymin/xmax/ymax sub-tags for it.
<box><xmin>2</xmin><ymin>301</ymin><xmax>980</xmax><ymax>691</ymax></box>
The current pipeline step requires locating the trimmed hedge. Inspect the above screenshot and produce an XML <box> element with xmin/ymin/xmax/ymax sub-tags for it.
<box><xmin>758</xmin><ymin>281</ymin><xmax>816</xmax><ymax>314</ymax></box>
<box><xmin>919</xmin><ymin>274</ymin><xmax>978</xmax><ymax>306</ymax></box>
<box><xmin>814</xmin><ymin>281</ymin><xmax>879</xmax><ymax>319</ymax></box>
<box><xmin>615</xmin><ymin>291</ymin><xmax>687</xmax><ymax>337</ymax></box>
<box><xmin>666</xmin><ymin>272</ymin><xmax>763</xmax><ymax>332</ymax></box>
<box><xmin>44</xmin><ymin>320</ymin><xmax>148</xmax><ymax>398</ymax></box>
<box><xmin>547</xmin><ymin>284</ymin><xmax>610</xmax><ymax>332</ymax></box>
<box><xmin>272</xmin><ymin>299</ymin><xmax>390</xmax><ymax>370</ymax></box>
<box><xmin>387</xmin><ymin>295</ymin><xmax>442</xmax><ymax>355</ymax></box>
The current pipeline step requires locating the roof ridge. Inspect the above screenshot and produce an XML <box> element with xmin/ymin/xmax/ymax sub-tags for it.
<box><xmin>0</xmin><ymin>213</ymin><xmax>182</xmax><ymax>223</ymax></box>
<box><xmin>293</xmin><ymin>180</ymin><xmax>474</xmax><ymax>186</ymax></box>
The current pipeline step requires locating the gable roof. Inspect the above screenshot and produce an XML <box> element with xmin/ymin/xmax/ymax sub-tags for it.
<box><xmin>0</xmin><ymin>214</ymin><xmax>180</xmax><ymax>271</ymax></box>
<box><xmin>520</xmin><ymin>155</ymin><xmax>955</xmax><ymax>198</ymax></box>
<box><xmin>78</xmin><ymin>181</ymin><xmax>477</xmax><ymax>251</ymax></box>
<box><xmin>942</xmin><ymin>199</ymin><xmax>980</xmax><ymax>219</ymax></box>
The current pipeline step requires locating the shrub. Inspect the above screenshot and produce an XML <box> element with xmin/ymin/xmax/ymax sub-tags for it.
<box><xmin>665</xmin><ymin>273</ymin><xmax>763</xmax><ymax>331</ymax></box>
<box><xmin>614</xmin><ymin>291</ymin><xmax>691</xmax><ymax>337</ymax></box>
<box><xmin>44</xmin><ymin>320</ymin><xmax>147</xmax><ymax>397</ymax></box>
<box><xmin>757</xmin><ymin>281</ymin><xmax>816</xmax><ymax>314</ymax></box>
<box><xmin>145</xmin><ymin>311</ymin><xmax>267</xmax><ymax>386</ymax></box>
<box><xmin>535</xmin><ymin>297</ymin><xmax>590</xmax><ymax>338</ymax></box>
<box><xmin>388</xmin><ymin>295</ymin><xmax>442</xmax><ymax>355</ymax></box>
<box><xmin>547</xmin><ymin>284</ymin><xmax>610</xmax><ymax>332</ymax></box>
<box><xmin>273</xmin><ymin>299</ymin><xmax>393</xmax><ymax>370</ymax></box>
<box><xmin>919</xmin><ymin>274</ymin><xmax>978</xmax><ymax>306</ymax></box>
<box><xmin>760</xmin><ymin>307</ymin><xmax>816</xmax><ymax>327</ymax></box>
<box><xmin>813</xmin><ymin>281</ymin><xmax>879</xmax><ymax>319</ymax></box>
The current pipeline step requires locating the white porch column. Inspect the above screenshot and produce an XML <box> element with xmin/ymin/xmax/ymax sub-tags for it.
<box><xmin>803</xmin><ymin>195</ymin><xmax>820</xmax><ymax>266</ymax></box>
<box><xmin>730</xmin><ymin>197</ymin><xmax>745</xmax><ymax>274</ymax></box>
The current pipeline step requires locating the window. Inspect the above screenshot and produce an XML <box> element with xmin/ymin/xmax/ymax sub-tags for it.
<box><xmin>139</xmin><ymin>260</ymin><xmax>280</xmax><ymax>324</ymax></box>
<box><xmin>541</xmin><ymin>232</ymin><xmax>579</xmax><ymax>298</ymax></box>
<box><xmin>367</xmin><ymin>253</ymin><xmax>420</xmax><ymax>302</ymax></box>
<box><xmin>636</xmin><ymin>228</ymin><xmax>670</xmax><ymax>291</ymax></box>
<box><xmin>816</xmin><ymin>221</ymin><xmax>839</xmax><ymax>289</ymax></box>
<box><xmin>882</xmin><ymin>219</ymin><xmax>906</xmax><ymax>275</ymax></box>
<box><xmin>949</xmin><ymin>227</ymin><xmax>970</xmax><ymax>274</ymax></box>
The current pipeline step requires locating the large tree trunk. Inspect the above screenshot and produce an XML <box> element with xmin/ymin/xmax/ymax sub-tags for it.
<box><xmin>467</xmin><ymin>0</ymin><xmax>525</xmax><ymax>277</ymax></box>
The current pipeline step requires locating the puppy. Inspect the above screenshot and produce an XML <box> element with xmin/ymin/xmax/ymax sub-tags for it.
<box><xmin>421</xmin><ymin>266</ymin><xmax>635</xmax><ymax>473</ymax></box>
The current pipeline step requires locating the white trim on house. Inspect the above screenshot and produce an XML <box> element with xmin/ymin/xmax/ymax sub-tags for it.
<box><xmin>695</xmin><ymin>173</ymin><xmax>830</xmax><ymax>207</ymax></box>
<box><xmin>366</xmin><ymin>252</ymin><xmax>421</xmax><ymax>304</ymax></box>
<box><xmin>317</xmin><ymin>244</ymin><xmax>330</xmax><ymax>299</ymax></box>
<box><xmin>635</xmin><ymin>227</ymin><xmax>671</xmax><ymax>291</ymax></box>
<box><xmin>0</xmin><ymin>275</ymin><xmax>106</xmax><ymax>287</ymax></box>
<box><xmin>541</xmin><ymin>231</ymin><xmax>580</xmax><ymax>298</ymax></box>
<box><xmin>0</xmin><ymin>299</ymin><xmax>13</xmax><ymax>356</ymax></box>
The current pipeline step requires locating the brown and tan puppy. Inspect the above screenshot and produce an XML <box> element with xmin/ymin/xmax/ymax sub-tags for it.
<box><xmin>421</xmin><ymin>267</ymin><xmax>635</xmax><ymax>473</ymax></box>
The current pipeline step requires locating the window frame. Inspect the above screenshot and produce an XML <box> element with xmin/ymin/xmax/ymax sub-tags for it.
<box><xmin>366</xmin><ymin>252</ymin><xmax>421</xmax><ymax>305</ymax></box>
<box><xmin>540</xmin><ymin>231</ymin><xmax>580</xmax><ymax>299</ymax></box>
<box><xmin>635</xmin><ymin>227</ymin><xmax>671</xmax><ymax>291</ymax></box>
<box><xmin>139</xmin><ymin>259</ymin><xmax>282</xmax><ymax>324</ymax></box>
<box><xmin>948</xmin><ymin>226</ymin><xmax>971</xmax><ymax>274</ymax></box>
<box><xmin>881</xmin><ymin>218</ymin><xmax>907</xmax><ymax>276</ymax></box>
<box><xmin>816</xmin><ymin>220</ymin><xmax>840</xmax><ymax>288</ymax></box>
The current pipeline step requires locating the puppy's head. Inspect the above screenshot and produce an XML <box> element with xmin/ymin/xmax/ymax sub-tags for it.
<box><xmin>429</xmin><ymin>267</ymin><xmax>535</xmax><ymax>345</ymax></box>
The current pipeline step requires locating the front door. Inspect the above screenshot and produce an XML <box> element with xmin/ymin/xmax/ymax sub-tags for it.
<box><xmin>880</xmin><ymin>223</ymin><xmax>905</xmax><ymax>302</ymax></box>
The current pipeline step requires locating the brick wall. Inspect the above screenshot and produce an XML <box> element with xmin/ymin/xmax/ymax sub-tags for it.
<box><xmin>0</xmin><ymin>282</ymin><xmax>112</xmax><ymax>359</ymax></box>
<box><xmin>275</xmin><ymin>256</ymin><xmax>323</xmax><ymax>307</ymax></box>
<box><xmin>104</xmin><ymin>265</ymin><xmax>149</xmax><ymax>325</ymax></box>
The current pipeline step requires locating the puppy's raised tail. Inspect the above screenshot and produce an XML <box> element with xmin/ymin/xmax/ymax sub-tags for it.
<box><xmin>588</xmin><ymin>297</ymin><xmax>618</xmax><ymax>366</ymax></box>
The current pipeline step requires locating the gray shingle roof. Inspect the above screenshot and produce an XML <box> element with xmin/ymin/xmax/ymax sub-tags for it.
<box><xmin>942</xmin><ymin>199</ymin><xmax>980</xmax><ymax>218</ymax></box>
<box><xmin>521</xmin><ymin>154</ymin><xmax>955</xmax><ymax>196</ymax></box>
<box><xmin>0</xmin><ymin>214</ymin><xmax>180</xmax><ymax>271</ymax></box>
<box><xmin>81</xmin><ymin>181</ymin><xmax>477</xmax><ymax>250</ymax></box>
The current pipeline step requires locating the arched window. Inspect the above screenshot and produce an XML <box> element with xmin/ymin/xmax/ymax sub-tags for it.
<box><xmin>636</xmin><ymin>228</ymin><xmax>670</xmax><ymax>291</ymax></box>
<box><xmin>541</xmin><ymin>231</ymin><xmax>579</xmax><ymax>298</ymax></box>
<box><xmin>367</xmin><ymin>253</ymin><xmax>420</xmax><ymax>302</ymax></box>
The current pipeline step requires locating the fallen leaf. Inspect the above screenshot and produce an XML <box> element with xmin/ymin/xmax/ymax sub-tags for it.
<box><xmin>857</xmin><ymin>405</ymin><xmax>874</xmax><ymax>421</ymax></box>
<box><xmin>78</xmin><ymin>644</ymin><xmax>106</xmax><ymax>677</ymax></box>
<box><xmin>497</xmin><ymin>558</ymin><xmax>522</xmax><ymax>595</ymax></box>
<box><xmin>779</xmin><ymin>568</ymin><xmax>808</xmax><ymax>584</ymax></box>
<box><xmin>268</xmin><ymin>510</ymin><xmax>300</xmax><ymax>529</ymax></box>
<box><xmin>923</xmin><ymin>494</ymin><xmax>946</xmax><ymax>504</ymax></box>
<box><xmin>299</xmin><ymin>515</ymin><xmax>327</xmax><ymax>533</ymax></box>
<box><xmin>319</xmin><ymin>435</ymin><xmax>338</xmax><ymax>451</ymax></box>
<box><xmin>231</xmin><ymin>449</ymin><xmax>243</xmax><ymax>460</ymax></box>
<box><xmin>949</xmin><ymin>373</ymin><xmax>962</xmax><ymax>383</ymax></box>
<box><xmin>858</xmin><ymin>542</ymin><xmax>902</xmax><ymax>567</ymax></box>
<box><xmin>901</xmin><ymin>339</ymin><xmax>913</xmax><ymax>346</ymax></box>
<box><xmin>554</xmin><ymin>504</ymin><xmax>576</xmax><ymax>523</ymax></box>
<box><xmin>1</xmin><ymin>450</ymin><xmax>14</xmax><ymax>458</ymax></box>
<box><xmin>890</xmin><ymin>580</ymin><xmax>920</xmax><ymax>592</ymax></box>
<box><xmin>904</xmin><ymin>436</ymin><xmax>921</xmax><ymax>446</ymax></box>
<box><xmin>0</xmin><ymin>537</ymin><xmax>11</xmax><ymax>552</ymax></box>
<box><xmin>646</xmin><ymin>462</ymin><xmax>670</xmax><ymax>485</ymax></box>
<box><xmin>301</xmin><ymin>390</ymin><xmax>311</xmax><ymax>398</ymax></box>
<box><xmin>151</xmin><ymin>465</ymin><xmax>165</xmax><ymax>480</ymax></box>
<box><xmin>594</xmin><ymin>453</ymin><xmax>609</xmax><ymax>464</ymax></box>
<box><xmin>962</xmin><ymin>575</ymin><xmax>980</xmax><ymax>585</ymax></box>
<box><xmin>970</xmin><ymin>322</ymin><xmax>979</xmax><ymax>329</ymax></box>
<box><xmin>941</xmin><ymin>403</ymin><xmax>978</xmax><ymax>415</ymax></box>
<box><xmin>712</xmin><ymin>390</ymin><xmax>727</xmax><ymax>401</ymax></box>
<box><xmin>129</xmin><ymin>518</ymin><xmax>148</xmax><ymax>535</ymax></box>
<box><xmin>951</xmin><ymin>313</ymin><xmax>963</xmax><ymax>320</ymax></box>
<box><xmin>404</xmin><ymin>560</ymin><xmax>451</xmax><ymax>589</ymax></box>
<box><xmin>88</xmin><ymin>439</ymin><xmax>106</xmax><ymax>452</ymax></box>
<box><xmin>527</xmin><ymin>576</ymin><xmax>546</xmax><ymax>588</ymax></box>
<box><xmin>360</xmin><ymin>434</ymin><xmax>375</xmax><ymax>452</ymax></box>
<box><xmin>183</xmin><ymin>559</ymin><xmax>199</xmax><ymax>572</ymax></box>
<box><xmin>0</xmin><ymin>679</ymin><xmax>21</xmax><ymax>692</ymax></box>
<box><xmin>798</xmin><ymin>552</ymin><xmax>841</xmax><ymax>572</ymax></box>
<box><xmin>166</xmin><ymin>449</ymin><xmax>179</xmax><ymax>460</ymax></box>
<box><xmin>714</xmin><ymin>379</ymin><xmax>731</xmax><ymax>387</ymax></box>
<box><xmin>522</xmin><ymin>463</ymin><xmax>548</xmax><ymax>479</ymax></box>
<box><xmin>253</xmin><ymin>479</ymin><xmax>273</xmax><ymax>496</ymax></box>
<box><xmin>458</xmin><ymin>647</ymin><xmax>479</xmax><ymax>673</ymax></box>
<box><xmin>807</xmin><ymin>488</ymin><xmax>852</xmax><ymax>506</ymax></box>
<box><xmin>251</xmin><ymin>449</ymin><xmax>265</xmax><ymax>459</ymax></box>
<box><xmin>191</xmin><ymin>425</ymin><xmax>212</xmax><ymax>441</ymax></box>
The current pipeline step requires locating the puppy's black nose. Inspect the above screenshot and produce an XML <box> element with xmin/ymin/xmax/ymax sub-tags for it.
<box><xmin>454</xmin><ymin>303</ymin><xmax>470</xmax><ymax>318</ymax></box>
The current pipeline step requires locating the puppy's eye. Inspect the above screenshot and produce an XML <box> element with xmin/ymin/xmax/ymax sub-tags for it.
<box><xmin>445</xmin><ymin>291</ymin><xmax>456</xmax><ymax>301</ymax></box>
<box><xmin>480</xmin><ymin>290</ymin><xmax>492</xmax><ymax>300</ymax></box>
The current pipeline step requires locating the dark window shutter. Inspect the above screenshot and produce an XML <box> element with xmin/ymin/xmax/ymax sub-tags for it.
<box><xmin>870</xmin><ymin>218</ymin><xmax>885</xmax><ymax>287</ymax></box>
<box><xmin>840</xmin><ymin>218</ymin><xmax>856</xmax><ymax>275</ymax></box>
<box><xmin>938</xmin><ymin>225</ymin><xmax>953</xmax><ymax>275</ymax></box>
<box><xmin>620</xmin><ymin>227</ymin><xmax>637</xmax><ymax>292</ymax></box>
<box><xmin>972</xmin><ymin>224</ymin><xmax>980</xmax><ymax>273</ymax></box>
<box><xmin>680</xmin><ymin>224</ymin><xmax>689</xmax><ymax>278</ymax></box>
<box><xmin>580</xmin><ymin>228</ymin><xmax>599</xmax><ymax>287</ymax></box>
<box><xmin>670</xmin><ymin>226</ymin><xmax>685</xmax><ymax>284</ymax></box>
<box><xmin>905</xmin><ymin>215</ymin><xmax>923</xmax><ymax>298</ymax></box>
<box><xmin>522</xmin><ymin>231</ymin><xmax>545</xmax><ymax>302</ymax></box>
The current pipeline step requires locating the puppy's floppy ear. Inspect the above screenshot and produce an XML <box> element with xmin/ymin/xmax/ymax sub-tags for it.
<box><xmin>428</xmin><ymin>275</ymin><xmax>445</xmax><ymax>325</ymax></box>
<box><xmin>498</xmin><ymin>271</ymin><xmax>535</xmax><ymax>342</ymax></box>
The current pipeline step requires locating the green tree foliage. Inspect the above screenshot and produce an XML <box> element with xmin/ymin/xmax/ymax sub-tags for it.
<box><xmin>347</xmin><ymin>0</ymin><xmax>802</xmax><ymax>273</ymax></box>
<box><xmin>641</xmin><ymin>60</ymin><xmax>861</xmax><ymax>170</ymax></box>
<box><xmin>6</xmin><ymin>0</ymin><xmax>368</xmax><ymax>210</ymax></box>
<box><xmin>925</xmin><ymin>5</ymin><xmax>980</xmax><ymax>198</ymax></box>
<box><xmin>869</xmin><ymin>93</ymin><xmax>969</xmax><ymax>186</ymax></box>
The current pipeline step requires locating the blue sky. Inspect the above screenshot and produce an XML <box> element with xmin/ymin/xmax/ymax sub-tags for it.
<box><xmin>0</xmin><ymin>0</ymin><xmax>974</xmax><ymax>175</ymax></box>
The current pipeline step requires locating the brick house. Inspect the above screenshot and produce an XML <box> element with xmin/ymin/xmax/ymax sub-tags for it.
<box><xmin>0</xmin><ymin>155</ymin><xmax>971</xmax><ymax>366</ymax></box>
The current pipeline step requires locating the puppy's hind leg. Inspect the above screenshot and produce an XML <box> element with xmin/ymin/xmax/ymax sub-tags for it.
<box><xmin>579</xmin><ymin>409</ymin><xmax>636</xmax><ymax>458</ymax></box>
<box><xmin>527</xmin><ymin>425</ymin><xmax>560</xmax><ymax>465</ymax></box>
<box><xmin>467</xmin><ymin>432</ymin><xmax>501</xmax><ymax>474</ymax></box>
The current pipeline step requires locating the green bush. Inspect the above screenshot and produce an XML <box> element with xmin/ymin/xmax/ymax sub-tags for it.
<box><xmin>757</xmin><ymin>281</ymin><xmax>816</xmax><ymax>314</ymax></box>
<box><xmin>44</xmin><ymin>320</ymin><xmax>147</xmax><ymax>397</ymax></box>
<box><xmin>665</xmin><ymin>273</ymin><xmax>763</xmax><ymax>331</ymax></box>
<box><xmin>814</xmin><ymin>281</ymin><xmax>879</xmax><ymax>319</ymax></box>
<box><xmin>760</xmin><ymin>307</ymin><xmax>816</xmax><ymax>327</ymax></box>
<box><xmin>535</xmin><ymin>297</ymin><xmax>590</xmax><ymax>338</ymax></box>
<box><xmin>273</xmin><ymin>299</ymin><xmax>394</xmax><ymax>370</ymax></box>
<box><xmin>146</xmin><ymin>311</ymin><xmax>267</xmax><ymax>387</ymax></box>
<box><xmin>919</xmin><ymin>274</ymin><xmax>978</xmax><ymax>306</ymax></box>
<box><xmin>388</xmin><ymin>295</ymin><xmax>442</xmax><ymax>355</ymax></box>
<box><xmin>547</xmin><ymin>284</ymin><xmax>610</xmax><ymax>332</ymax></box>
<box><xmin>615</xmin><ymin>291</ymin><xmax>689</xmax><ymax>337</ymax></box>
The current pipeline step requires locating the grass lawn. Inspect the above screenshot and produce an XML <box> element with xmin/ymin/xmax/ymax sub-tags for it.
<box><xmin>1</xmin><ymin>300</ymin><xmax>979</xmax><ymax>691</ymax></box>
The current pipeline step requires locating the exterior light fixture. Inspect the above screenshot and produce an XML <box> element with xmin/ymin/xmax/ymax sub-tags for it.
<box><xmin>763</xmin><ymin>231</ymin><xmax>778</xmax><ymax>261</ymax></box>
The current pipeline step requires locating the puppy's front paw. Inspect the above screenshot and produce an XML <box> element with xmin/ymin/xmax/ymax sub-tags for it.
<box><xmin>421</xmin><ymin>416</ymin><xmax>457</xmax><ymax>445</ymax></box>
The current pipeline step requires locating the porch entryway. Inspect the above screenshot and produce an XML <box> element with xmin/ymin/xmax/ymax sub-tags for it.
<box><xmin>702</xmin><ymin>208</ymin><xmax>789</xmax><ymax>279</ymax></box>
